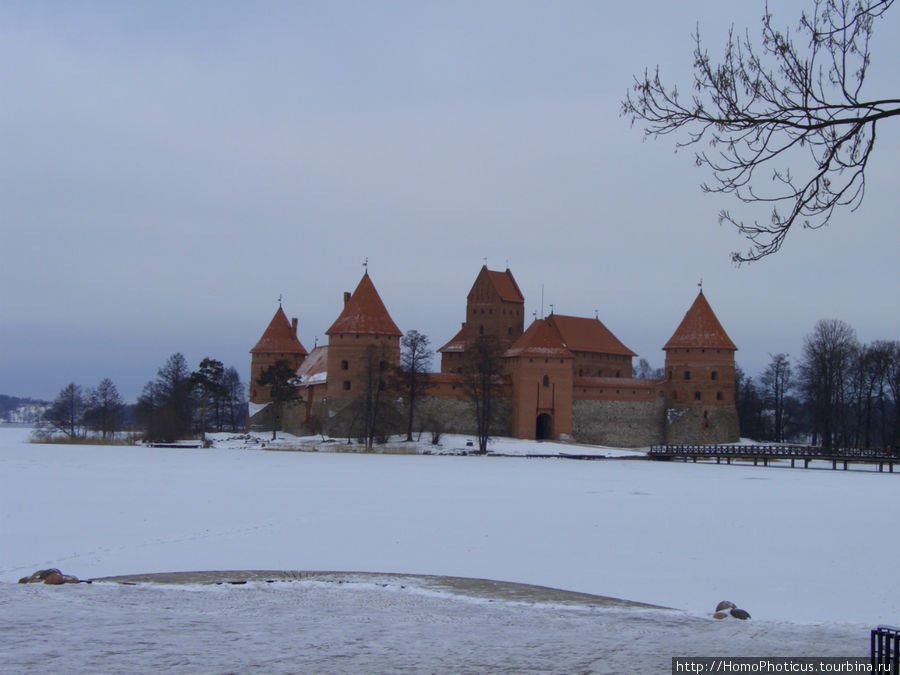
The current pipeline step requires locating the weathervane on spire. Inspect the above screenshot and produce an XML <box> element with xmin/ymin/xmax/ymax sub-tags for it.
<box><xmin>363</xmin><ymin>257</ymin><xmax>368</xmax><ymax>273</ymax></box>
<box><xmin>278</xmin><ymin>293</ymin><xmax>283</xmax><ymax>307</ymax></box>
<box><xmin>482</xmin><ymin>257</ymin><xmax>488</xmax><ymax>266</ymax></box>
<box><xmin>698</xmin><ymin>277</ymin><xmax>704</xmax><ymax>293</ymax></box>
<box><xmin>595</xmin><ymin>309</ymin><xmax>599</xmax><ymax>320</ymax></box>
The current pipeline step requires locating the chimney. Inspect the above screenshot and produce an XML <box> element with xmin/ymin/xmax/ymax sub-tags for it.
<box><xmin>343</xmin><ymin>291</ymin><xmax>351</xmax><ymax>306</ymax></box>
<box><xmin>291</xmin><ymin>318</ymin><xmax>298</xmax><ymax>338</ymax></box>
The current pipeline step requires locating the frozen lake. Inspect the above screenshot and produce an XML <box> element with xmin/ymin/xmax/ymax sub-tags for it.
<box><xmin>1</xmin><ymin>427</ymin><xmax>894</xmax><ymax>672</ymax></box>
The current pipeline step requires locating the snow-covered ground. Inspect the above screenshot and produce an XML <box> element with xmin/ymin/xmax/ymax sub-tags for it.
<box><xmin>1</xmin><ymin>426</ymin><xmax>895</xmax><ymax>672</ymax></box>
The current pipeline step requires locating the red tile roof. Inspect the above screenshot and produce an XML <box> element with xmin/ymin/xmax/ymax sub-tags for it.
<box><xmin>437</xmin><ymin>326</ymin><xmax>468</xmax><ymax>353</ymax></box>
<box><xmin>548</xmin><ymin>314</ymin><xmax>636</xmax><ymax>357</ymax></box>
<box><xmin>325</xmin><ymin>273</ymin><xmax>403</xmax><ymax>336</ymax></box>
<box><xmin>663</xmin><ymin>292</ymin><xmax>737</xmax><ymax>351</ymax></box>
<box><xmin>250</xmin><ymin>306</ymin><xmax>308</xmax><ymax>355</ymax></box>
<box><xmin>474</xmin><ymin>266</ymin><xmax>524</xmax><ymax>304</ymax></box>
<box><xmin>505</xmin><ymin>319</ymin><xmax>574</xmax><ymax>359</ymax></box>
<box><xmin>296</xmin><ymin>345</ymin><xmax>328</xmax><ymax>384</ymax></box>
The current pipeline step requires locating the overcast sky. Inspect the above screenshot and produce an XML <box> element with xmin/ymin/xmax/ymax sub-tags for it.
<box><xmin>2</xmin><ymin>0</ymin><xmax>898</xmax><ymax>402</ymax></box>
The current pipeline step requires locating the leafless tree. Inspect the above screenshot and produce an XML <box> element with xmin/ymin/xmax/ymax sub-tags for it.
<box><xmin>761</xmin><ymin>353</ymin><xmax>792</xmax><ymax>441</ymax></box>
<box><xmin>354</xmin><ymin>344</ymin><xmax>398</xmax><ymax>449</ymax></box>
<box><xmin>622</xmin><ymin>0</ymin><xmax>898</xmax><ymax>262</ymax></box>
<box><xmin>800</xmin><ymin>319</ymin><xmax>858</xmax><ymax>448</ymax></box>
<box><xmin>397</xmin><ymin>330</ymin><xmax>434</xmax><ymax>442</ymax></box>
<box><xmin>83</xmin><ymin>378</ymin><xmax>125</xmax><ymax>439</ymax></box>
<box><xmin>221</xmin><ymin>366</ymin><xmax>246</xmax><ymax>432</ymax></box>
<box><xmin>43</xmin><ymin>382</ymin><xmax>85</xmax><ymax>438</ymax></box>
<box><xmin>461</xmin><ymin>335</ymin><xmax>507</xmax><ymax>454</ymax></box>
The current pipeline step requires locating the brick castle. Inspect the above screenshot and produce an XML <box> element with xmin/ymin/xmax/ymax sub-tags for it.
<box><xmin>249</xmin><ymin>266</ymin><xmax>740</xmax><ymax>446</ymax></box>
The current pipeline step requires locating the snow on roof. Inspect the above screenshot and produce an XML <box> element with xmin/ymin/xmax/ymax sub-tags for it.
<box><xmin>296</xmin><ymin>345</ymin><xmax>328</xmax><ymax>384</ymax></box>
<box><xmin>505</xmin><ymin>319</ymin><xmax>573</xmax><ymax>359</ymax></box>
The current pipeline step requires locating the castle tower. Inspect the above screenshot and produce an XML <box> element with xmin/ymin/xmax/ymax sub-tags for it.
<box><xmin>324</xmin><ymin>272</ymin><xmax>402</xmax><ymax>403</ymax></box>
<box><xmin>439</xmin><ymin>266</ymin><xmax>525</xmax><ymax>373</ymax></box>
<box><xmin>504</xmin><ymin>318</ymin><xmax>574</xmax><ymax>440</ymax></box>
<box><xmin>663</xmin><ymin>291</ymin><xmax>739</xmax><ymax>443</ymax></box>
<box><xmin>249</xmin><ymin>306</ymin><xmax>308</xmax><ymax>403</ymax></box>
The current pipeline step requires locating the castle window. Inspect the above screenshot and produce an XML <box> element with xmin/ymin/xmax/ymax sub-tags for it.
<box><xmin>542</xmin><ymin>375</ymin><xmax>549</xmax><ymax>387</ymax></box>
<box><xmin>694</xmin><ymin>391</ymin><xmax>701</xmax><ymax>401</ymax></box>
<box><xmin>684</xmin><ymin>371</ymin><xmax>691</xmax><ymax>380</ymax></box>
<box><xmin>341</xmin><ymin>360</ymin><xmax>349</xmax><ymax>370</ymax></box>
<box><xmin>508</xmin><ymin>327</ymin><xmax>512</xmax><ymax>335</ymax></box>
<box><xmin>479</xmin><ymin>325</ymin><xmax>484</xmax><ymax>335</ymax></box>
<box><xmin>579</xmin><ymin>369</ymin><xmax>583</xmax><ymax>376</ymax></box>
<box><xmin>457</xmin><ymin>367</ymin><xmax>462</xmax><ymax>373</ymax></box>
<box><xmin>343</xmin><ymin>381</ymin><xmax>351</xmax><ymax>390</ymax></box>
<box><xmin>379</xmin><ymin>360</ymin><xmax>387</xmax><ymax>371</ymax></box>
<box><xmin>668</xmin><ymin>370</ymin><xmax>673</xmax><ymax>380</ymax></box>
<box><xmin>711</xmin><ymin>371</ymin><xmax>718</xmax><ymax>380</ymax></box>
<box><xmin>716</xmin><ymin>392</ymin><xmax>723</xmax><ymax>401</ymax></box>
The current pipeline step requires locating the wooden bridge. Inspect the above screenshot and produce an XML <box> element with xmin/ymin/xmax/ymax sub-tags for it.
<box><xmin>648</xmin><ymin>444</ymin><xmax>896</xmax><ymax>472</ymax></box>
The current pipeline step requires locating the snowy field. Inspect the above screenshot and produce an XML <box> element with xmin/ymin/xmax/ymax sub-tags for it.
<box><xmin>1</xmin><ymin>426</ymin><xmax>896</xmax><ymax>672</ymax></box>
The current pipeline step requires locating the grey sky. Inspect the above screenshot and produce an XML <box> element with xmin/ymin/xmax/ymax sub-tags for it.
<box><xmin>2</xmin><ymin>0</ymin><xmax>898</xmax><ymax>401</ymax></box>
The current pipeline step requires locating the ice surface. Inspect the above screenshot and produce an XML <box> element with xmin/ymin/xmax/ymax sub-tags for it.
<box><xmin>0</xmin><ymin>426</ymin><xmax>894</xmax><ymax>672</ymax></box>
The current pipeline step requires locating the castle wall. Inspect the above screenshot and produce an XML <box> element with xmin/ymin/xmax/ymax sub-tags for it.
<box><xmin>664</xmin><ymin>405</ymin><xmax>740</xmax><ymax>444</ymax></box>
<box><xmin>415</xmin><ymin>395</ymin><xmax>511</xmax><ymax>437</ymax></box>
<box><xmin>572</xmin><ymin>398</ymin><xmax>666</xmax><ymax>447</ymax></box>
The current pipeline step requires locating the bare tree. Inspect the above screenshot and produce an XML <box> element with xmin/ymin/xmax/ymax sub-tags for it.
<box><xmin>154</xmin><ymin>353</ymin><xmax>194</xmax><ymax>442</ymax></box>
<box><xmin>761</xmin><ymin>353</ymin><xmax>792</xmax><ymax>441</ymax></box>
<box><xmin>352</xmin><ymin>344</ymin><xmax>399</xmax><ymax>450</ymax></box>
<box><xmin>622</xmin><ymin>0</ymin><xmax>899</xmax><ymax>262</ymax></box>
<box><xmin>221</xmin><ymin>366</ymin><xmax>246</xmax><ymax>432</ymax></box>
<box><xmin>43</xmin><ymin>382</ymin><xmax>85</xmax><ymax>438</ymax></box>
<box><xmin>461</xmin><ymin>335</ymin><xmax>506</xmax><ymax>454</ymax></box>
<box><xmin>398</xmin><ymin>330</ymin><xmax>434</xmax><ymax>442</ymax></box>
<box><xmin>256</xmin><ymin>359</ymin><xmax>298</xmax><ymax>440</ymax></box>
<box><xmin>83</xmin><ymin>378</ymin><xmax>125</xmax><ymax>439</ymax></box>
<box><xmin>800</xmin><ymin>319</ymin><xmax>858</xmax><ymax>448</ymax></box>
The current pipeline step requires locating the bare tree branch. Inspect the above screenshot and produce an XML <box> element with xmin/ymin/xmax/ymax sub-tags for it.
<box><xmin>622</xmin><ymin>0</ymin><xmax>897</xmax><ymax>262</ymax></box>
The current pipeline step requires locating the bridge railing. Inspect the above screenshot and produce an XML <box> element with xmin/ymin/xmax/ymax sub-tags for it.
<box><xmin>871</xmin><ymin>625</ymin><xmax>900</xmax><ymax>673</ymax></box>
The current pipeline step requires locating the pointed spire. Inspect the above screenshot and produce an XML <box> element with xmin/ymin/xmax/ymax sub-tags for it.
<box><xmin>663</xmin><ymin>292</ymin><xmax>737</xmax><ymax>351</ymax></box>
<box><xmin>325</xmin><ymin>273</ymin><xmax>402</xmax><ymax>336</ymax></box>
<box><xmin>250</xmin><ymin>306</ymin><xmax>308</xmax><ymax>354</ymax></box>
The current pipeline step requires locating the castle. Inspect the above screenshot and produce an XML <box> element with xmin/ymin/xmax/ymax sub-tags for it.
<box><xmin>248</xmin><ymin>266</ymin><xmax>740</xmax><ymax>446</ymax></box>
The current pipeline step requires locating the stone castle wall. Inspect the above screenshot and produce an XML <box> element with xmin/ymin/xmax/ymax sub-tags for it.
<box><xmin>664</xmin><ymin>406</ymin><xmax>740</xmax><ymax>445</ymax></box>
<box><xmin>572</xmin><ymin>398</ymin><xmax>666</xmax><ymax>447</ymax></box>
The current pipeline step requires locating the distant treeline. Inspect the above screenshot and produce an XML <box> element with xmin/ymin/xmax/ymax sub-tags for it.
<box><xmin>34</xmin><ymin>354</ymin><xmax>247</xmax><ymax>443</ymax></box>
<box><xmin>735</xmin><ymin>320</ymin><xmax>899</xmax><ymax>449</ymax></box>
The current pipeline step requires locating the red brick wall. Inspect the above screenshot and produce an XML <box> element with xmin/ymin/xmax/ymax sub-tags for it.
<box><xmin>664</xmin><ymin>347</ymin><xmax>736</xmax><ymax>406</ymax></box>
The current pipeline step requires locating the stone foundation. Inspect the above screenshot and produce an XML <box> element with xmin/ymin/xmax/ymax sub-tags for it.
<box><xmin>572</xmin><ymin>398</ymin><xmax>666</xmax><ymax>447</ymax></box>
<box><xmin>665</xmin><ymin>406</ymin><xmax>740</xmax><ymax>445</ymax></box>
